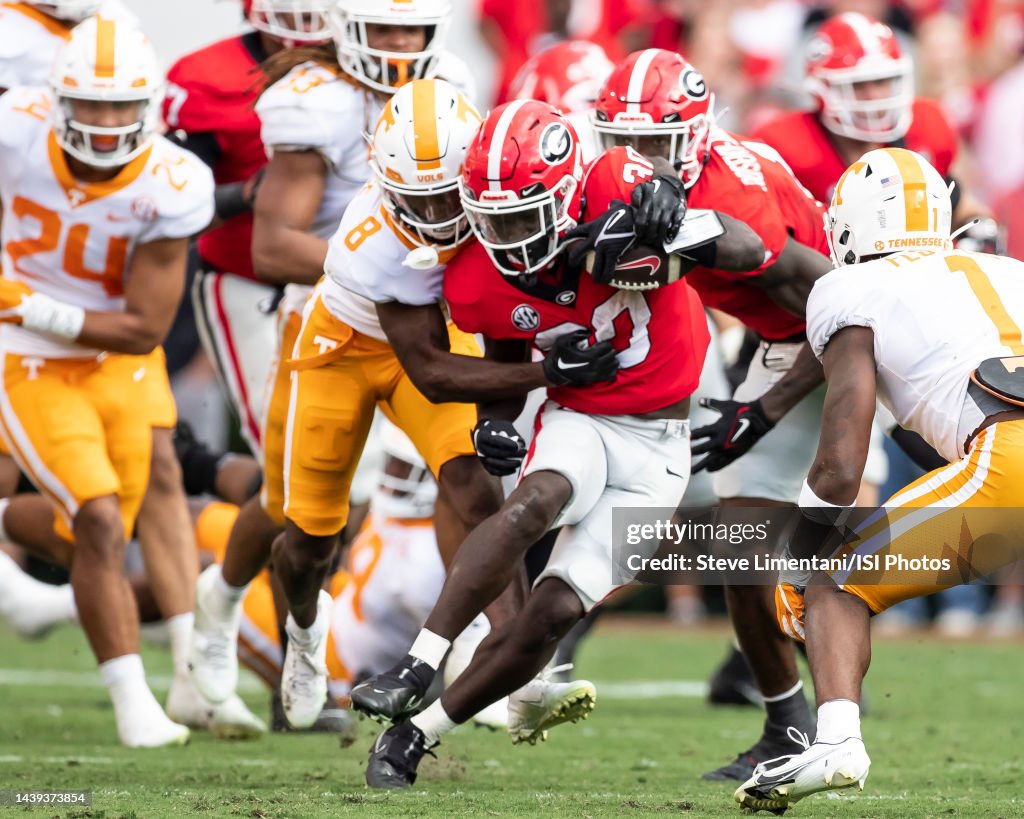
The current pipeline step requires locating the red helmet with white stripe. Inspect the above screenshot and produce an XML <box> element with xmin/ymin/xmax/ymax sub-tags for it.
<box><xmin>592</xmin><ymin>49</ymin><xmax>713</xmax><ymax>188</ymax></box>
<box><xmin>805</xmin><ymin>12</ymin><xmax>913</xmax><ymax>143</ymax></box>
<box><xmin>460</xmin><ymin>100</ymin><xmax>583</xmax><ymax>278</ymax></box>
<box><xmin>509</xmin><ymin>40</ymin><xmax>613</xmax><ymax>115</ymax></box>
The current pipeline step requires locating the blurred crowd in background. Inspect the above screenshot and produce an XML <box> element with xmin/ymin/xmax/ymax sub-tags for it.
<box><xmin>154</xmin><ymin>0</ymin><xmax>1024</xmax><ymax>638</ymax></box>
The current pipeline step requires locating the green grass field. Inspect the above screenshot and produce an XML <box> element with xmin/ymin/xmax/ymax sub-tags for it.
<box><xmin>0</xmin><ymin>620</ymin><xmax>1022</xmax><ymax>818</ymax></box>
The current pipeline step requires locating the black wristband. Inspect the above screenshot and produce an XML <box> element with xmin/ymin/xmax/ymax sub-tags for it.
<box><xmin>214</xmin><ymin>182</ymin><xmax>252</xmax><ymax>221</ymax></box>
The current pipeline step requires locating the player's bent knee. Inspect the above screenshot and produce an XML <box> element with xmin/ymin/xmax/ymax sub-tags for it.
<box><xmin>438</xmin><ymin>456</ymin><xmax>502</xmax><ymax>519</ymax></box>
<box><xmin>73</xmin><ymin>497</ymin><xmax>126</xmax><ymax>559</ymax></box>
<box><xmin>278</xmin><ymin>522</ymin><xmax>338</xmax><ymax>566</ymax></box>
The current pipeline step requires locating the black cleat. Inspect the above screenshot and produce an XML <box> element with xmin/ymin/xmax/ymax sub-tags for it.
<box><xmin>350</xmin><ymin>657</ymin><xmax>435</xmax><ymax>723</ymax></box>
<box><xmin>703</xmin><ymin>723</ymin><xmax>812</xmax><ymax>782</ymax></box>
<box><xmin>365</xmin><ymin>721</ymin><xmax>434</xmax><ymax>789</ymax></box>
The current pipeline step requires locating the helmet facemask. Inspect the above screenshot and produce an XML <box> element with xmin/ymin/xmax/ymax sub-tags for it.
<box><xmin>377</xmin><ymin>174</ymin><xmax>470</xmax><ymax>251</ymax></box>
<box><xmin>460</xmin><ymin>176</ymin><xmax>579</xmax><ymax>279</ymax></box>
<box><xmin>248</xmin><ymin>0</ymin><xmax>332</xmax><ymax>46</ymax></box>
<box><xmin>329</xmin><ymin>4</ymin><xmax>449</xmax><ymax>94</ymax></box>
<box><xmin>813</xmin><ymin>59</ymin><xmax>913</xmax><ymax>143</ymax></box>
<box><xmin>53</xmin><ymin>92</ymin><xmax>161</xmax><ymax>169</ymax></box>
<box><xmin>592</xmin><ymin>101</ymin><xmax>713</xmax><ymax>188</ymax></box>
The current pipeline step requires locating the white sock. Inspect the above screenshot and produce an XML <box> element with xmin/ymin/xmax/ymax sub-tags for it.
<box><xmin>165</xmin><ymin>612</ymin><xmax>194</xmax><ymax>678</ymax></box>
<box><xmin>0</xmin><ymin>497</ymin><xmax>10</xmax><ymax>541</ymax></box>
<box><xmin>285</xmin><ymin>609</ymin><xmax>325</xmax><ymax>646</ymax></box>
<box><xmin>408</xmin><ymin>629</ymin><xmax>451</xmax><ymax>670</ymax></box>
<box><xmin>815</xmin><ymin>699</ymin><xmax>861</xmax><ymax>743</ymax></box>
<box><xmin>99</xmin><ymin>654</ymin><xmax>159</xmax><ymax>713</ymax></box>
<box><xmin>410</xmin><ymin>700</ymin><xmax>457</xmax><ymax>745</ymax></box>
<box><xmin>212</xmin><ymin>565</ymin><xmax>247</xmax><ymax>607</ymax></box>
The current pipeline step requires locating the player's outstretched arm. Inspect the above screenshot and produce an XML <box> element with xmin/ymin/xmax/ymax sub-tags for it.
<box><xmin>379</xmin><ymin>301</ymin><xmax>620</xmax><ymax>403</ymax></box>
<box><xmin>749</xmin><ymin>237</ymin><xmax>833</xmax><ymax>318</ymax></box>
<box><xmin>251</xmin><ymin>149</ymin><xmax>329</xmax><ymax>285</ymax></box>
<box><xmin>806</xmin><ymin>326</ymin><xmax>877</xmax><ymax>505</ymax></box>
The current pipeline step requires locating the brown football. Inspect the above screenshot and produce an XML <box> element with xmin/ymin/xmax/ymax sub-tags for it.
<box><xmin>584</xmin><ymin>244</ymin><xmax>686</xmax><ymax>291</ymax></box>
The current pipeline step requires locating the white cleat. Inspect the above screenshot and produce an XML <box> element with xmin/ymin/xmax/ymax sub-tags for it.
<box><xmin>734</xmin><ymin>735</ymin><xmax>871</xmax><ymax>814</ymax></box>
<box><xmin>166</xmin><ymin>674</ymin><xmax>266</xmax><ymax>740</ymax></box>
<box><xmin>507</xmin><ymin>665</ymin><xmax>596</xmax><ymax>745</ymax></box>
<box><xmin>0</xmin><ymin>552</ymin><xmax>76</xmax><ymax>640</ymax></box>
<box><xmin>115</xmin><ymin>705</ymin><xmax>191</xmax><ymax>749</ymax></box>
<box><xmin>189</xmin><ymin>565</ymin><xmax>243</xmax><ymax>704</ymax></box>
<box><xmin>472</xmin><ymin>696</ymin><xmax>510</xmax><ymax>731</ymax></box>
<box><xmin>280</xmin><ymin>590</ymin><xmax>332</xmax><ymax>730</ymax></box>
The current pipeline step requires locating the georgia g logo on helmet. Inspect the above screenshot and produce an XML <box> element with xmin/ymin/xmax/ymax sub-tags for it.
<box><xmin>539</xmin><ymin>122</ymin><xmax>573</xmax><ymax>165</ymax></box>
<box><xmin>677</xmin><ymin>68</ymin><xmax>709</xmax><ymax>101</ymax></box>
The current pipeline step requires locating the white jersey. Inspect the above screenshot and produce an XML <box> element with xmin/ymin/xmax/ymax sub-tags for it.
<box><xmin>330</xmin><ymin>514</ymin><xmax>446</xmax><ymax>682</ymax></box>
<box><xmin>806</xmin><ymin>249</ymin><xmax>1024</xmax><ymax>463</ymax></box>
<box><xmin>256</xmin><ymin>52</ymin><xmax>475</xmax><ymax>242</ymax></box>
<box><xmin>0</xmin><ymin>1</ymin><xmax>137</xmax><ymax>90</ymax></box>
<box><xmin>0</xmin><ymin>87</ymin><xmax>214</xmax><ymax>358</ymax></box>
<box><xmin>321</xmin><ymin>182</ymin><xmax>455</xmax><ymax>341</ymax></box>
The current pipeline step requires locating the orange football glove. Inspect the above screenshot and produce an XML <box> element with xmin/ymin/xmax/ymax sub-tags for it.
<box><xmin>0</xmin><ymin>278</ymin><xmax>34</xmax><ymax>323</ymax></box>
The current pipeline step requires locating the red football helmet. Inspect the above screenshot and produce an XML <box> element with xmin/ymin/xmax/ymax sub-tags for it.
<box><xmin>508</xmin><ymin>40</ymin><xmax>614</xmax><ymax>116</ymax></box>
<box><xmin>805</xmin><ymin>12</ymin><xmax>913</xmax><ymax>143</ymax></box>
<box><xmin>460</xmin><ymin>100</ymin><xmax>584</xmax><ymax>278</ymax></box>
<box><xmin>592</xmin><ymin>49</ymin><xmax>714</xmax><ymax>188</ymax></box>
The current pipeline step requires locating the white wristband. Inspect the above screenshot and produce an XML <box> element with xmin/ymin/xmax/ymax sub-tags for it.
<box><xmin>20</xmin><ymin>293</ymin><xmax>85</xmax><ymax>341</ymax></box>
<box><xmin>798</xmin><ymin>479</ymin><xmax>854</xmax><ymax>526</ymax></box>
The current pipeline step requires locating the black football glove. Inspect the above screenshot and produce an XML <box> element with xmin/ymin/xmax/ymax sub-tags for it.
<box><xmin>563</xmin><ymin>200</ymin><xmax>636</xmax><ymax>284</ymax></box>
<box><xmin>690</xmin><ymin>398</ymin><xmax>775</xmax><ymax>473</ymax></box>
<box><xmin>631</xmin><ymin>174</ymin><xmax>686</xmax><ymax>246</ymax></box>
<box><xmin>542</xmin><ymin>329</ymin><xmax>620</xmax><ymax>386</ymax></box>
<box><xmin>472</xmin><ymin>419</ymin><xmax>527</xmax><ymax>477</ymax></box>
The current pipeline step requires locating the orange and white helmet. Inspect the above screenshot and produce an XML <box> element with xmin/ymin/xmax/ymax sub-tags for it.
<box><xmin>828</xmin><ymin>148</ymin><xmax>951</xmax><ymax>265</ymax></box>
<box><xmin>371</xmin><ymin>419</ymin><xmax>437</xmax><ymax>521</ymax></box>
<box><xmin>328</xmin><ymin>0</ymin><xmax>451</xmax><ymax>94</ymax></box>
<box><xmin>805</xmin><ymin>12</ymin><xmax>913</xmax><ymax>143</ymax></box>
<box><xmin>370</xmin><ymin>78</ymin><xmax>481</xmax><ymax>250</ymax></box>
<box><xmin>246</xmin><ymin>0</ymin><xmax>332</xmax><ymax>45</ymax></box>
<box><xmin>28</xmin><ymin>1</ymin><xmax>100</xmax><ymax>22</ymax></box>
<box><xmin>50</xmin><ymin>18</ymin><xmax>163</xmax><ymax>168</ymax></box>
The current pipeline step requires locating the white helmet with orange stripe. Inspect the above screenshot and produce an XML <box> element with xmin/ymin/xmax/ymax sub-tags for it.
<box><xmin>370</xmin><ymin>78</ymin><xmax>481</xmax><ymax>250</ymax></box>
<box><xmin>50</xmin><ymin>17</ymin><xmax>163</xmax><ymax>168</ymax></box>
<box><xmin>329</xmin><ymin>0</ymin><xmax>452</xmax><ymax>95</ymax></box>
<box><xmin>28</xmin><ymin>1</ymin><xmax>100</xmax><ymax>22</ymax></box>
<box><xmin>371</xmin><ymin>419</ymin><xmax>437</xmax><ymax>521</ymax></box>
<box><xmin>828</xmin><ymin>148</ymin><xmax>952</xmax><ymax>266</ymax></box>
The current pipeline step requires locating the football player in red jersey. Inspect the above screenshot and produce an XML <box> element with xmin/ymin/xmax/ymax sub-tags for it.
<box><xmin>751</xmin><ymin>12</ymin><xmax>992</xmax><ymax>233</ymax></box>
<box><xmin>163</xmin><ymin>0</ymin><xmax>331</xmax><ymax>456</ymax></box>
<box><xmin>352</xmin><ymin>100</ymin><xmax>770</xmax><ymax>788</ymax></box>
<box><xmin>592</xmin><ymin>49</ymin><xmax>835</xmax><ymax>782</ymax></box>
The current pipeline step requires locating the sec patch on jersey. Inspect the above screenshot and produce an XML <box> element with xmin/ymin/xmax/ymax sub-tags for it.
<box><xmin>585</xmin><ymin>209</ymin><xmax>725</xmax><ymax>291</ymax></box>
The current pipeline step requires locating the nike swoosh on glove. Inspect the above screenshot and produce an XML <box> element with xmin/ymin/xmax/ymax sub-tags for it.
<box><xmin>472</xmin><ymin>419</ymin><xmax>527</xmax><ymax>477</ymax></box>
<box><xmin>631</xmin><ymin>174</ymin><xmax>687</xmax><ymax>246</ymax></box>
<box><xmin>542</xmin><ymin>329</ymin><xmax>619</xmax><ymax>386</ymax></box>
<box><xmin>690</xmin><ymin>398</ymin><xmax>775</xmax><ymax>473</ymax></box>
<box><xmin>563</xmin><ymin>200</ymin><xmax>637</xmax><ymax>285</ymax></box>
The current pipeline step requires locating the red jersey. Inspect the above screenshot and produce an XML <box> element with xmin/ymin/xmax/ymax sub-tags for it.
<box><xmin>163</xmin><ymin>33</ymin><xmax>268</xmax><ymax>280</ymax></box>
<box><xmin>683</xmin><ymin>129</ymin><xmax>830</xmax><ymax>340</ymax></box>
<box><xmin>750</xmin><ymin>99</ymin><xmax>958</xmax><ymax>206</ymax></box>
<box><xmin>444</xmin><ymin>147</ymin><xmax>709</xmax><ymax>416</ymax></box>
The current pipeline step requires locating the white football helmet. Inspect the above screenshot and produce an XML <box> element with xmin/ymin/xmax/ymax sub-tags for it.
<box><xmin>247</xmin><ymin>0</ymin><xmax>331</xmax><ymax>46</ymax></box>
<box><xmin>328</xmin><ymin>0</ymin><xmax>451</xmax><ymax>94</ymax></box>
<box><xmin>370</xmin><ymin>420</ymin><xmax>437</xmax><ymax>521</ymax></box>
<box><xmin>828</xmin><ymin>147</ymin><xmax>952</xmax><ymax>266</ymax></box>
<box><xmin>370</xmin><ymin>78</ymin><xmax>480</xmax><ymax>250</ymax></box>
<box><xmin>29</xmin><ymin>1</ymin><xmax>100</xmax><ymax>22</ymax></box>
<box><xmin>50</xmin><ymin>18</ymin><xmax>163</xmax><ymax>168</ymax></box>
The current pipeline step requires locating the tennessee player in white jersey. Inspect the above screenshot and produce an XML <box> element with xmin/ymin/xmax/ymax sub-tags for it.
<box><xmin>0</xmin><ymin>1</ymin><xmax>137</xmax><ymax>93</ymax></box>
<box><xmin>737</xmin><ymin>148</ymin><xmax>1024</xmax><ymax>812</ymax></box>
<box><xmin>0</xmin><ymin>19</ymin><xmax>216</xmax><ymax>748</ymax></box>
<box><xmin>188</xmin><ymin>0</ymin><xmax>480</xmax><ymax>726</ymax></box>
